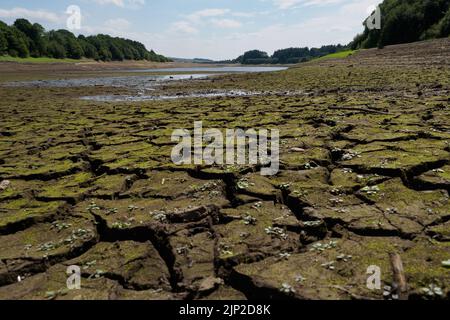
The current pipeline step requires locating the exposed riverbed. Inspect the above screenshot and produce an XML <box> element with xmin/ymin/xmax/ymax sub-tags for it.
<box><xmin>3</xmin><ymin>66</ymin><xmax>288</xmax><ymax>101</ymax></box>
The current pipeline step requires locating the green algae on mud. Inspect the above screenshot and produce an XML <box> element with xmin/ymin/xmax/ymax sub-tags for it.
<box><xmin>0</xmin><ymin>39</ymin><xmax>449</xmax><ymax>300</ymax></box>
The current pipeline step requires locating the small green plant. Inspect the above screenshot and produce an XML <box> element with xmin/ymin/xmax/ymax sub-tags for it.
<box><xmin>310</xmin><ymin>240</ymin><xmax>338</xmax><ymax>252</ymax></box>
<box><xmin>265</xmin><ymin>226</ymin><xmax>288</xmax><ymax>240</ymax></box>
<box><xmin>421</xmin><ymin>284</ymin><xmax>443</xmax><ymax>298</ymax></box>
<box><xmin>111</xmin><ymin>221</ymin><xmax>131</xmax><ymax>229</ymax></box>
<box><xmin>321</xmin><ymin>261</ymin><xmax>335</xmax><ymax>270</ymax></box>
<box><xmin>361</xmin><ymin>185</ymin><xmax>380</xmax><ymax>195</ymax></box>
<box><xmin>242</xmin><ymin>214</ymin><xmax>257</xmax><ymax>225</ymax></box>
<box><xmin>87</xmin><ymin>201</ymin><xmax>100</xmax><ymax>212</ymax></box>
<box><xmin>280</xmin><ymin>283</ymin><xmax>296</xmax><ymax>295</ymax></box>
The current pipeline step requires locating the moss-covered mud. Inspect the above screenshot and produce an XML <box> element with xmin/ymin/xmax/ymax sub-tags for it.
<box><xmin>0</xmin><ymin>39</ymin><xmax>449</xmax><ymax>300</ymax></box>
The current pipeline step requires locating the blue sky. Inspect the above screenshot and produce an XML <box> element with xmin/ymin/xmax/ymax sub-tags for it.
<box><xmin>0</xmin><ymin>0</ymin><xmax>382</xmax><ymax>60</ymax></box>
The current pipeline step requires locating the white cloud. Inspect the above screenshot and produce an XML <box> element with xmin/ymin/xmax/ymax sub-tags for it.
<box><xmin>103</xmin><ymin>18</ymin><xmax>131</xmax><ymax>30</ymax></box>
<box><xmin>273</xmin><ymin>0</ymin><xmax>345</xmax><ymax>9</ymax></box>
<box><xmin>93</xmin><ymin>0</ymin><xmax>145</xmax><ymax>9</ymax></box>
<box><xmin>169</xmin><ymin>21</ymin><xmax>198</xmax><ymax>34</ymax></box>
<box><xmin>186</xmin><ymin>8</ymin><xmax>230</xmax><ymax>23</ymax></box>
<box><xmin>231</xmin><ymin>12</ymin><xmax>257</xmax><ymax>18</ymax></box>
<box><xmin>210</xmin><ymin>18</ymin><xmax>242</xmax><ymax>29</ymax></box>
<box><xmin>94</xmin><ymin>0</ymin><xmax>125</xmax><ymax>7</ymax></box>
<box><xmin>0</xmin><ymin>7</ymin><xmax>63</xmax><ymax>23</ymax></box>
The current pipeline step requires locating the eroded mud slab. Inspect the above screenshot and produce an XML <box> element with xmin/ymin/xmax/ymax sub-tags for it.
<box><xmin>0</xmin><ymin>39</ymin><xmax>449</xmax><ymax>300</ymax></box>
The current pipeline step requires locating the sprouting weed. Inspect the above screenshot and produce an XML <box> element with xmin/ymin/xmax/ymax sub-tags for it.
<box><xmin>83</xmin><ymin>260</ymin><xmax>97</xmax><ymax>270</ymax></box>
<box><xmin>265</xmin><ymin>226</ymin><xmax>288</xmax><ymax>240</ymax></box>
<box><xmin>295</xmin><ymin>275</ymin><xmax>306</xmax><ymax>283</ymax></box>
<box><xmin>128</xmin><ymin>205</ymin><xmax>139</xmax><ymax>212</ymax></box>
<box><xmin>193</xmin><ymin>182</ymin><xmax>218</xmax><ymax>192</ymax></box>
<box><xmin>279</xmin><ymin>252</ymin><xmax>291</xmax><ymax>260</ymax></box>
<box><xmin>329</xmin><ymin>197</ymin><xmax>344</xmax><ymax>205</ymax></box>
<box><xmin>251</xmin><ymin>202</ymin><xmax>262</xmax><ymax>209</ymax></box>
<box><xmin>89</xmin><ymin>269</ymin><xmax>105</xmax><ymax>279</ymax></box>
<box><xmin>321</xmin><ymin>261</ymin><xmax>335</xmax><ymax>270</ymax></box>
<box><xmin>242</xmin><ymin>214</ymin><xmax>257</xmax><ymax>225</ymax></box>
<box><xmin>280</xmin><ymin>283</ymin><xmax>296</xmax><ymax>295</ymax></box>
<box><xmin>237</xmin><ymin>178</ymin><xmax>254</xmax><ymax>190</ymax></box>
<box><xmin>361</xmin><ymin>185</ymin><xmax>380</xmax><ymax>195</ymax></box>
<box><xmin>209</xmin><ymin>190</ymin><xmax>221</xmax><ymax>197</ymax></box>
<box><xmin>176</xmin><ymin>246</ymin><xmax>189</xmax><ymax>255</ymax></box>
<box><xmin>421</xmin><ymin>284</ymin><xmax>444</xmax><ymax>298</ymax></box>
<box><xmin>293</xmin><ymin>190</ymin><xmax>308</xmax><ymax>197</ymax></box>
<box><xmin>221</xmin><ymin>249</ymin><xmax>234</xmax><ymax>256</ymax></box>
<box><xmin>153</xmin><ymin>212</ymin><xmax>167</xmax><ymax>223</ymax></box>
<box><xmin>279</xmin><ymin>183</ymin><xmax>291</xmax><ymax>191</ymax></box>
<box><xmin>51</xmin><ymin>221</ymin><xmax>72</xmax><ymax>232</ymax></box>
<box><xmin>330</xmin><ymin>188</ymin><xmax>342</xmax><ymax>195</ymax></box>
<box><xmin>341</xmin><ymin>150</ymin><xmax>360</xmax><ymax>161</ymax></box>
<box><xmin>220</xmin><ymin>243</ymin><xmax>234</xmax><ymax>256</ymax></box>
<box><xmin>385</xmin><ymin>207</ymin><xmax>398</xmax><ymax>214</ymax></box>
<box><xmin>45</xmin><ymin>289</ymin><xmax>69</xmax><ymax>300</ymax></box>
<box><xmin>310</xmin><ymin>240</ymin><xmax>338</xmax><ymax>252</ymax></box>
<box><xmin>442</xmin><ymin>259</ymin><xmax>450</xmax><ymax>268</ymax></box>
<box><xmin>87</xmin><ymin>201</ymin><xmax>100</xmax><ymax>211</ymax></box>
<box><xmin>72</xmin><ymin>228</ymin><xmax>93</xmax><ymax>238</ymax></box>
<box><xmin>111</xmin><ymin>221</ymin><xmax>132</xmax><ymax>229</ymax></box>
<box><xmin>383</xmin><ymin>285</ymin><xmax>399</xmax><ymax>300</ymax></box>
<box><xmin>38</xmin><ymin>242</ymin><xmax>57</xmax><ymax>252</ymax></box>
<box><xmin>336</xmin><ymin>254</ymin><xmax>353</xmax><ymax>262</ymax></box>
<box><xmin>37</xmin><ymin>228</ymin><xmax>93</xmax><ymax>252</ymax></box>
<box><xmin>105</xmin><ymin>207</ymin><xmax>118</xmax><ymax>215</ymax></box>
<box><xmin>303</xmin><ymin>220</ymin><xmax>322</xmax><ymax>227</ymax></box>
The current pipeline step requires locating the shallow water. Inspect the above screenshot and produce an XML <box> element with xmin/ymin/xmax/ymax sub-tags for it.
<box><xmin>3</xmin><ymin>74</ymin><xmax>211</xmax><ymax>89</ymax></box>
<box><xmin>4</xmin><ymin>66</ymin><xmax>288</xmax><ymax>102</ymax></box>
<box><xmin>125</xmin><ymin>66</ymin><xmax>288</xmax><ymax>73</ymax></box>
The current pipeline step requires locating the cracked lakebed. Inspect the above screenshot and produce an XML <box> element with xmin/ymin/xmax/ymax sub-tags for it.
<box><xmin>0</xmin><ymin>40</ymin><xmax>449</xmax><ymax>300</ymax></box>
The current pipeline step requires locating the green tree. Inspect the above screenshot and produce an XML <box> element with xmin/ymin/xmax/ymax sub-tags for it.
<box><xmin>240</xmin><ymin>50</ymin><xmax>269</xmax><ymax>64</ymax></box>
<box><xmin>6</xmin><ymin>27</ymin><xmax>29</xmax><ymax>57</ymax></box>
<box><xmin>0</xmin><ymin>18</ymin><xmax>171</xmax><ymax>62</ymax></box>
<box><xmin>110</xmin><ymin>43</ymin><xmax>124</xmax><ymax>61</ymax></box>
<box><xmin>351</xmin><ymin>0</ymin><xmax>450</xmax><ymax>49</ymax></box>
<box><xmin>47</xmin><ymin>41</ymin><xmax>66</xmax><ymax>58</ymax></box>
<box><xmin>440</xmin><ymin>8</ymin><xmax>450</xmax><ymax>37</ymax></box>
<box><xmin>0</xmin><ymin>33</ymin><xmax>7</xmax><ymax>54</ymax></box>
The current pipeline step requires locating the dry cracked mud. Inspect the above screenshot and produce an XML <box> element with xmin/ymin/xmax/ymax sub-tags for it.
<box><xmin>0</xmin><ymin>39</ymin><xmax>449</xmax><ymax>300</ymax></box>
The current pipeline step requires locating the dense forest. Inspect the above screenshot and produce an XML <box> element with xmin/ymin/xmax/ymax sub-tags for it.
<box><xmin>0</xmin><ymin>19</ymin><xmax>170</xmax><ymax>62</ymax></box>
<box><xmin>231</xmin><ymin>45</ymin><xmax>347</xmax><ymax>65</ymax></box>
<box><xmin>351</xmin><ymin>0</ymin><xmax>450</xmax><ymax>49</ymax></box>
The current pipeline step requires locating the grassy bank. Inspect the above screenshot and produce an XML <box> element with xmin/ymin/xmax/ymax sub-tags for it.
<box><xmin>0</xmin><ymin>56</ymin><xmax>85</xmax><ymax>64</ymax></box>
<box><xmin>314</xmin><ymin>50</ymin><xmax>356</xmax><ymax>61</ymax></box>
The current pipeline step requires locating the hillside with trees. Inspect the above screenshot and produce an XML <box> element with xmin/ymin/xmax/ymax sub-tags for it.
<box><xmin>233</xmin><ymin>45</ymin><xmax>346</xmax><ymax>64</ymax></box>
<box><xmin>0</xmin><ymin>19</ymin><xmax>170</xmax><ymax>62</ymax></box>
<box><xmin>351</xmin><ymin>0</ymin><xmax>450</xmax><ymax>49</ymax></box>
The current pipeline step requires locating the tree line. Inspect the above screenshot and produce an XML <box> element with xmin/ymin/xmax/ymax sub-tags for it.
<box><xmin>229</xmin><ymin>45</ymin><xmax>347</xmax><ymax>65</ymax></box>
<box><xmin>0</xmin><ymin>19</ymin><xmax>170</xmax><ymax>62</ymax></box>
<box><xmin>351</xmin><ymin>0</ymin><xmax>450</xmax><ymax>49</ymax></box>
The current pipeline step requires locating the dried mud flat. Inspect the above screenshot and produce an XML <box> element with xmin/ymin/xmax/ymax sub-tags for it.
<box><xmin>0</xmin><ymin>39</ymin><xmax>449</xmax><ymax>300</ymax></box>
